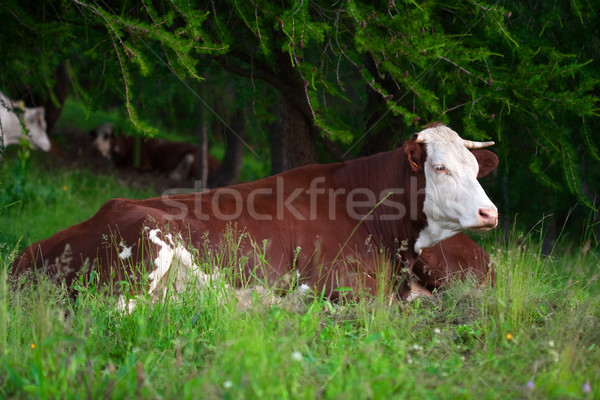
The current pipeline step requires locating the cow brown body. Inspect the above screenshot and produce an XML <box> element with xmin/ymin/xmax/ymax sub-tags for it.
<box><xmin>12</xmin><ymin>125</ymin><xmax>498</xmax><ymax>302</ymax></box>
<box><xmin>412</xmin><ymin>233</ymin><xmax>493</xmax><ymax>291</ymax></box>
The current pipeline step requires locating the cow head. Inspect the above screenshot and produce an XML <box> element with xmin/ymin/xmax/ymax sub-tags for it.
<box><xmin>408</xmin><ymin>124</ymin><xmax>498</xmax><ymax>252</ymax></box>
<box><xmin>90</xmin><ymin>123</ymin><xmax>135</xmax><ymax>165</ymax></box>
<box><xmin>24</xmin><ymin>106</ymin><xmax>51</xmax><ymax>152</ymax></box>
<box><xmin>0</xmin><ymin>92</ymin><xmax>51</xmax><ymax>153</ymax></box>
<box><xmin>90</xmin><ymin>122</ymin><xmax>115</xmax><ymax>159</ymax></box>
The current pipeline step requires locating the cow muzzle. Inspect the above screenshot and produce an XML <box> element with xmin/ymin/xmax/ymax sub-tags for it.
<box><xmin>471</xmin><ymin>206</ymin><xmax>498</xmax><ymax>231</ymax></box>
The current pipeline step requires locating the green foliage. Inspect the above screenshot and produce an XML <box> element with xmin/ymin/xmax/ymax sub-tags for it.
<box><xmin>56</xmin><ymin>97</ymin><xmax>121</xmax><ymax>132</ymax></box>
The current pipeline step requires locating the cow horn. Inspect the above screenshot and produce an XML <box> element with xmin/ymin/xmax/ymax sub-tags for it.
<box><xmin>411</xmin><ymin>133</ymin><xmax>425</xmax><ymax>143</ymax></box>
<box><xmin>462</xmin><ymin>139</ymin><xmax>495</xmax><ymax>149</ymax></box>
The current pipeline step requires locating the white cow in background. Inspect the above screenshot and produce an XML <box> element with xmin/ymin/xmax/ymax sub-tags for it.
<box><xmin>0</xmin><ymin>91</ymin><xmax>51</xmax><ymax>158</ymax></box>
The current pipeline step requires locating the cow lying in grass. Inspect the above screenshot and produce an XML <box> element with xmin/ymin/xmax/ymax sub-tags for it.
<box><xmin>90</xmin><ymin>122</ymin><xmax>221</xmax><ymax>182</ymax></box>
<box><xmin>12</xmin><ymin>124</ymin><xmax>498</xmax><ymax>307</ymax></box>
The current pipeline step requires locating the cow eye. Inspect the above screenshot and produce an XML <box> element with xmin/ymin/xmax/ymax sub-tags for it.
<box><xmin>434</xmin><ymin>164</ymin><xmax>446</xmax><ymax>174</ymax></box>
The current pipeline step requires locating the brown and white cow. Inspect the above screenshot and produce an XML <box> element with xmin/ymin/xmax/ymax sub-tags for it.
<box><xmin>0</xmin><ymin>91</ymin><xmax>50</xmax><ymax>158</ymax></box>
<box><xmin>12</xmin><ymin>124</ymin><xmax>498</xmax><ymax>304</ymax></box>
<box><xmin>90</xmin><ymin>122</ymin><xmax>221</xmax><ymax>182</ymax></box>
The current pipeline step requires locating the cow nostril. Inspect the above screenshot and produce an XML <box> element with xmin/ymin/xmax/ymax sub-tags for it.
<box><xmin>478</xmin><ymin>207</ymin><xmax>498</xmax><ymax>224</ymax></box>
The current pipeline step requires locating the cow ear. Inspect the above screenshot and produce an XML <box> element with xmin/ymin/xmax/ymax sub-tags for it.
<box><xmin>403</xmin><ymin>140</ymin><xmax>424</xmax><ymax>172</ymax></box>
<box><xmin>472</xmin><ymin>149</ymin><xmax>499</xmax><ymax>178</ymax></box>
<box><xmin>36</xmin><ymin>107</ymin><xmax>45</xmax><ymax>124</ymax></box>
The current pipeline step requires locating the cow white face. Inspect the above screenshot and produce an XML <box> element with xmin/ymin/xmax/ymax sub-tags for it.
<box><xmin>24</xmin><ymin>107</ymin><xmax>51</xmax><ymax>152</ymax></box>
<box><xmin>414</xmin><ymin>125</ymin><xmax>498</xmax><ymax>252</ymax></box>
<box><xmin>0</xmin><ymin>92</ymin><xmax>51</xmax><ymax>154</ymax></box>
<box><xmin>91</xmin><ymin>122</ymin><xmax>114</xmax><ymax>159</ymax></box>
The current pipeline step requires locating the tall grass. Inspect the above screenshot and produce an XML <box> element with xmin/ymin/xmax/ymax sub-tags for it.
<box><xmin>1</xmin><ymin>152</ymin><xmax>599</xmax><ymax>399</ymax></box>
<box><xmin>2</xmin><ymin>239</ymin><xmax>598</xmax><ymax>399</ymax></box>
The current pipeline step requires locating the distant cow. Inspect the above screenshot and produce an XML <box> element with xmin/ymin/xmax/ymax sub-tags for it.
<box><xmin>12</xmin><ymin>124</ymin><xmax>498</xmax><ymax>305</ymax></box>
<box><xmin>90</xmin><ymin>122</ymin><xmax>221</xmax><ymax>182</ymax></box>
<box><xmin>413</xmin><ymin>233</ymin><xmax>493</xmax><ymax>293</ymax></box>
<box><xmin>0</xmin><ymin>91</ymin><xmax>50</xmax><ymax>158</ymax></box>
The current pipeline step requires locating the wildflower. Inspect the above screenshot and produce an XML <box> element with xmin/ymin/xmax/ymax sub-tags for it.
<box><xmin>223</xmin><ymin>380</ymin><xmax>233</xmax><ymax>389</ymax></box>
<box><xmin>291</xmin><ymin>351</ymin><xmax>303</xmax><ymax>362</ymax></box>
<box><xmin>62</xmin><ymin>186</ymin><xmax>68</xmax><ymax>191</ymax></box>
<box><xmin>526</xmin><ymin>380</ymin><xmax>535</xmax><ymax>390</ymax></box>
<box><xmin>30</xmin><ymin>343</ymin><xmax>35</xmax><ymax>349</ymax></box>
<box><xmin>505</xmin><ymin>333</ymin><xmax>513</xmax><ymax>341</ymax></box>
<box><xmin>433</xmin><ymin>328</ymin><xmax>441</xmax><ymax>335</ymax></box>
<box><xmin>298</xmin><ymin>284</ymin><xmax>311</xmax><ymax>294</ymax></box>
<box><xmin>582</xmin><ymin>381</ymin><xmax>591</xmax><ymax>394</ymax></box>
<box><xmin>548</xmin><ymin>340</ymin><xmax>555</xmax><ymax>348</ymax></box>
<box><xmin>412</xmin><ymin>344</ymin><xmax>423</xmax><ymax>351</ymax></box>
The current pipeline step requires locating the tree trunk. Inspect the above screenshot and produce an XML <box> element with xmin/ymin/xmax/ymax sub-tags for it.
<box><xmin>220</xmin><ymin>45</ymin><xmax>319</xmax><ymax>170</ymax></box>
<box><xmin>19</xmin><ymin>62</ymin><xmax>70</xmax><ymax>157</ymax></box>
<box><xmin>269</xmin><ymin>100</ymin><xmax>286</xmax><ymax>175</ymax></box>
<box><xmin>280</xmin><ymin>95</ymin><xmax>318</xmax><ymax>169</ymax></box>
<box><xmin>25</xmin><ymin>62</ymin><xmax>70</xmax><ymax>135</ymax></box>
<box><xmin>196</xmin><ymin>104</ymin><xmax>209</xmax><ymax>189</ymax></box>
<box><xmin>274</xmin><ymin>46</ymin><xmax>318</xmax><ymax>170</ymax></box>
<box><xmin>360</xmin><ymin>55</ymin><xmax>405</xmax><ymax>156</ymax></box>
<box><xmin>210</xmin><ymin>109</ymin><xmax>246</xmax><ymax>187</ymax></box>
<box><xmin>44</xmin><ymin>62</ymin><xmax>70</xmax><ymax>136</ymax></box>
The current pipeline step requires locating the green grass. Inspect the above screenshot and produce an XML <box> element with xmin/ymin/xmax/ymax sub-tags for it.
<box><xmin>1</xmin><ymin>152</ymin><xmax>599</xmax><ymax>399</ymax></box>
<box><xmin>0</xmin><ymin>149</ymin><xmax>158</xmax><ymax>249</ymax></box>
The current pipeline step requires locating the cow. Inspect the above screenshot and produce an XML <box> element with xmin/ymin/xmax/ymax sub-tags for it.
<box><xmin>412</xmin><ymin>232</ymin><xmax>493</xmax><ymax>294</ymax></box>
<box><xmin>11</xmin><ymin>124</ymin><xmax>499</xmax><ymax>306</ymax></box>
<box><xmin>90</xmin><ymin>122</ymin><xmax>221</xmax><ymax>182</ymax></box>
<box><xmin>0</xmin><ymin>91</ymin><xmax>51</xmax><ymax>158</ymax></box>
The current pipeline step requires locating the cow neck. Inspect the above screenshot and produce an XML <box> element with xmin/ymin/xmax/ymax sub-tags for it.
<box><xmin>332</xmin><ymin>147</ymin><xmax>427</xmax><ymax>260</ymax></box>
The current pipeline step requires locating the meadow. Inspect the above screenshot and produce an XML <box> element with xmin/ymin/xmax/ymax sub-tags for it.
<box><xmin>1</xmin><ymin>147</ymin><xmax>599</xmax><ymax>399</ymax></box>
